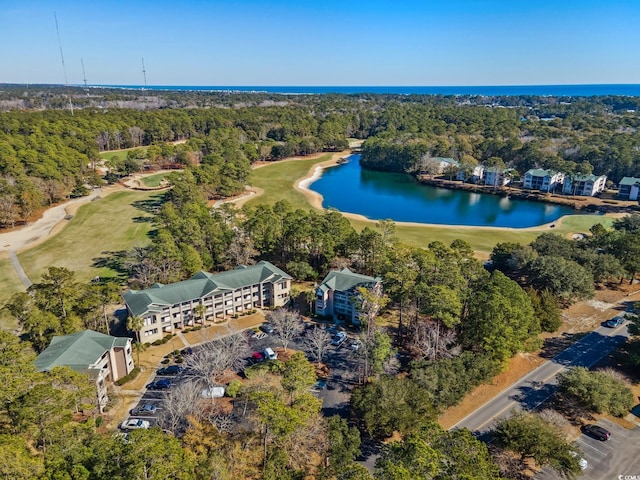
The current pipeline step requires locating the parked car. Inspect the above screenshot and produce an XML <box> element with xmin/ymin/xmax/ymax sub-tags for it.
<box><xmin>201</xmin><ymin>386</ymin><xmax>225</xmax><ymax>398</ymax></box>
<box><xmin>120</xmin><ymin>418</ymin><xmax>150</xmax><ymax>430</ymax></box>
<box><xmin>263</xmin><ymin>347</ymin><xmax>277</xmax><ymax>360</ymax></box>
<box><xmin>332</xmin><ymin>332</ymin><xmax>347</xmax><ymax>346</ymax></box>
<box><xmin>146</xmin><ymin>379</ymin><xmax>171</xmax><ymax>390</ymax></box>
<box><xmin>583</xmin><ymin>424</ymin><xmax>611</xmax><ymax>441</ymax></box>
<box><xmin>570</xmin><ymin>451</ymin><xmax>588</xmax><ymax>470</ymax></box>
<box><xmin>157</xmin><ymin>365</ymin><xmax>182</xmax><ymax>375</ymax></box>
<box><xmin>130</xmin><ymin>404</ymin><xmax>157</xmax><ymax>416</ymax></box>
<box><xmin>350</xmin><ymin>340</ymin><xmax>362</xmax><ymax>351</ymax></box>
<box><xmin>260</xmin><ymin>323</ymin><xmax>275</xmax><ymax>334</ymax></box>
<box><xmin>311</xmin><ymin>380</ymin><xmax>327</xmax><ymax>392</ymax></box>
<box><xmin>605</xmin><ymin>316</ymin><xmax>625</xmax><ymax>328</ymax></box>
<box><xmin>327</xmin><ymin>325</ymin><xmax>340</xmax><ymax>335</ymax></box>
<box><xmin>251</xmin><ymin>351</ymin><xmax>265</xmax><ymax>363</ymax></box>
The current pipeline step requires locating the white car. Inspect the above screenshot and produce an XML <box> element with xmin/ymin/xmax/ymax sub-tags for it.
<box><xmin>263</xmin><ymin>347</ymin><xmax>277</xmax><ymax>360</ymax></box>
<box><xmin>332</xmin><ymin>332</ymin><xmax>347</xmax><ymax>346</ymax></box>
<box><xmin>201</xmin><ymin>386</ymin><xmax>226</xmax><ymax>398</ymax></box>
<box><xmin>571</xmin><ymin>451</ymin><xmax>588</xmax><ymax>470</ymax></box>
<box><xmin>350</xmin><ymin>340</ymin><xmax>362</xmax><ymax>351</ymax></box>
<box><xmin>120</xmin><ymin>418</ymin><xmax>150</xmax><ymax>430</ymax></box>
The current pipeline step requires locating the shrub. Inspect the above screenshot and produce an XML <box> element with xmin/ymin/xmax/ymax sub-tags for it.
<box><xmin>226</xmin><ymin>379</ymin><xmax>243</xmax><ymax>398</ymax></box>
<box><xmin>244</xmin><ymin>360</ymin><xmax>284</xmax><ymax>379</ymax></box>
<box><xmin>175</xmin><ymin>356</ymin><xmax>184</xmax><ymax>364</ymax></box>
<box><xmin>95</xmin><ymin>416</ymin><xmax>104</xmax><ymax>428</ymax></box>
<box><xmin>144</xmin><ymin>342</ymin><xmax>151</xmax><ymax>347</ymax></box>
<box><xmin>233</xmin><ymin>314</ymin><xmax>239</xmax><ymax>319</ymax></box>
<box><xmin>152</xmin><ymin>340</ymin><xmax>162</xmax><ymax>346</ymax></box>
<box><xmin>115</xmin><ymin>367</ymin><xmax>141</xmax><ymax>386</ymax></box>
<box><xmin>558</xmin><ymin>367</ymin><xmax>634</xmax><ymax>417</ymax></box>
<box><xmin>161</xmin><ymin>359</ymin><xmax>170</xmax><ymax>364</ymax></box>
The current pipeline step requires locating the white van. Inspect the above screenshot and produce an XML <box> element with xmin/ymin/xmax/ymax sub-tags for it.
<box><xmin>263</xmin><ymin>347</ymin><xmax>277</xmax><ymax>360</ymax></box>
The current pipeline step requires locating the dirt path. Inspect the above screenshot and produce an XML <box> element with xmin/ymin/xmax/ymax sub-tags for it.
<box><xmin>0</xmin><ymin>188</ymin><xmax>107</xmax><ymax>255</ymax></box>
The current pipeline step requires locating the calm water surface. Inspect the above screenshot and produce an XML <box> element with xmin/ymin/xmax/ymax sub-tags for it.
<box><xmin>309</xmin><ymin>155</ymin><xmax>578</xmax><ymax>228</ymax></box>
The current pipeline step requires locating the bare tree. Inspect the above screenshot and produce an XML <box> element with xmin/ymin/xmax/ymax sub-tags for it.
<box><xmin>407</xmin><ymin>320</ymin><xmax>460</xmax><ymax>361</ymax></box>
<box><xmin>267</xmin><ymin>309</ymin><xmax>303</xmax><ymax>352</ymax></box>
<box><xmin>158</xmin><ymin>380</ymin><xmax>202</xmax><ymax>435</ymax></box>
<box><xmin>184</xmin><ymin>331</ymin><xmax>250</xmax><ymax>394</ymax></box>
<box><xmin>303</xmin><ymin>326</ymin><xmax>331</xmax><ymax>363</ymax></box>
<box><xmin>225</xmin><ymin>227</ymin><xmax>259</xmax><ymax>267</ymax></box>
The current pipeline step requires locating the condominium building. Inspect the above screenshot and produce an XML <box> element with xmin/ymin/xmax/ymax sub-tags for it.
<box><xmin>122</xmin><ymin>261</ymin><xmax>291</xmax><ymax>343</ymax></box>
<box><xmin>34</xmin><ymin>330</ymin><xmax>134</xmax><ymax>411</ymax></box>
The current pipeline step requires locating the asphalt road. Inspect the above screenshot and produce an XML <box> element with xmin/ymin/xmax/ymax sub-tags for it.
<box><xmin>452</xmin><ymin>321</ymin><xmax>631</xmax><ymax>433</ymax></box>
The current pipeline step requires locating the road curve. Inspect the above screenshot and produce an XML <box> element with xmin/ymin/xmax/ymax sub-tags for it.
<box><xmin>452</xmin><ymin>322</ymin><xmax>631</xmax><ymax>433</ymax></box>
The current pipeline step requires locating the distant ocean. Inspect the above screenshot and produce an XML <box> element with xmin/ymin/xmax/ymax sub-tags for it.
<box><xmin>94</xmin><ymin>84</ymin><xmax>640</xmax><ymax>96</ymax></box>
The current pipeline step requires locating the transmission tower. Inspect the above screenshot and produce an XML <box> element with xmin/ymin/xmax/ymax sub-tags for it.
<box><xmin>81</xmin><ymin>58</ymin><xmax>88</xmax><ymax>88</ymax></box>
<box><xmin>54</xmin><ymin>11</ymin><xmax>74</xmax><ymax>115</ymax></box>
<box><xmin>142</xmin><ymin>57</ymin><xmax>148</xmax><ymax>88</ymax></box>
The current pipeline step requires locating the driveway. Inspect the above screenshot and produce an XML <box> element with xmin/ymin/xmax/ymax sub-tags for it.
<box><xmin>452</xmin><ymin>321</ymin><xmax>631</xmax><ymax>433</ymax></box>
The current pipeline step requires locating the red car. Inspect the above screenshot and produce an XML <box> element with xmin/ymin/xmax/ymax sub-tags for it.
<box><xmin>251</xmin><ymin>351</ymin><xmax>264</xmax><ymax>363</ymax></box>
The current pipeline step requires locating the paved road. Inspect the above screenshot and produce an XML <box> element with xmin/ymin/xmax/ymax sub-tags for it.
<box><xmin>452</xmin><ymin>322</ymin><xmax>631</xmax><ymax>433</ymax></box>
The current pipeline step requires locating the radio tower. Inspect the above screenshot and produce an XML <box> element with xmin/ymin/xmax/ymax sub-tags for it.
<box><xmin>53</xmin><ymin>11</ymin><xmax>74</xmax><ymax>115</ymax></box>
<box><xmin>81</xmin><ymin>58</ymin><xmax>88</xmax><ymax>88</ymax></box>
<box><xmin>141</xmin><ymin>57</ymin><xmax>148</xmax><ymax>88</ymax></box>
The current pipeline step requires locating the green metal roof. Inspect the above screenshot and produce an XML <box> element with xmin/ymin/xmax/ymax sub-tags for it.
<box><xmin>123</xmin><ymin>261</ymin><xmax>292</xmax><ymax>317</ymax></box>
<box><xmin>568</xmin><ymin>174</ymin><xmax>606</xmax><ymax>182</ymax></box>
<box><xmin>34</xmin><ymin>330</ymin><xmax>129</xmax><ymax>373</ymax></box>
<box><xmin>619</xmin><ymin>177</ymin><xmax>640</xmax><ymax>186</ymax></box>
<box><xmin>525</xmin><ymin>168</ymin><xmax>555</xmax><ymax>177</ymax></box>
<box><xmin>318</xmin><ymin>268</ymin><xmax>381</xmax><ymax>293</ymax></box>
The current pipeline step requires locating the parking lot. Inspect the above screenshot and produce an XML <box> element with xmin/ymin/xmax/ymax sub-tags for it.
<box><xmin>121</xmin><ymin>321</ymin><xmax>363</xmax><ymax>432</ymax></box>
<box><xmin>536</xmin><ymin>419</ymin><xmax>640</xmax><ymax>479</ymax></box>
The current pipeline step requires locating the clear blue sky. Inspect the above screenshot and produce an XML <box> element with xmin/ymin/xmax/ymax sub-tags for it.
<box><xmin>1</xmin><ymin>0</ymin><xmax>639</xmax><ymax>86</ymax></box>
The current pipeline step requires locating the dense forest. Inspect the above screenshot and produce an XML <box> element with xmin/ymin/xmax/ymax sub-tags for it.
<box><xmin>2</xmin><ymin>85</ymin><xmax>640</xmax><ymax>227</ymax></box>
<box><xmin>2</xmin><ymin>85</ymin><xmax>640</xmax><ymax>478</ymax></box>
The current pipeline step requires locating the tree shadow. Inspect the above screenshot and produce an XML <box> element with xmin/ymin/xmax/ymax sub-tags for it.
<box><xmin>132</xmin><ymin>215</ymin><xmax>155</xmax><ymax>223</ymax></box>
<box><xmin>539</xmin><ymin>332</ymin><xmax>586</xmax><ymax>359</ymax></box>
<box><xmin>92</xmin><ymin>250</ymin><xmax>131</xmax><ymax>279</ymax></box>
<box><xmin>132</xmin><ymin>193</ymin><xmax>165</xmax><ymax>216</ymax></box>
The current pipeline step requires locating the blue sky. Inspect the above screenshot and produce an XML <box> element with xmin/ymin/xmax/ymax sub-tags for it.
<box><xmin>1</xmin><ymin>0</ymin><xmax>639</xmax><ymax>86</ymax></box>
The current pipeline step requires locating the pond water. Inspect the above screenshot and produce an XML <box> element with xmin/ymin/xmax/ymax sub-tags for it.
<box><xmin>308</xmin><ymin>155</ymin><xmax>578</xmax><ymax>228</ymax></box>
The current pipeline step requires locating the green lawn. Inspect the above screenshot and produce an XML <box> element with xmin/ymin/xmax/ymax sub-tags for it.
<box><xmin>98</xmin><ymin>146</ymin><xmax>148</xmax><ymax>162</ymax></box>
<box><xmin>246</xmin><ymin>156</ymin><xmax>614</xmax><ymax>257</ymax></box>
<box><xmin>0</xmin><ymin>258</ymin><xmax>25</xmax><ymax>329</ymax></box>
<box><xmin>245</xmin><ymin>154</ymin><xmax>334</xmax><ymax>209</ymax></box>
<box><xmin>141</xmin><ymin>172</ymin><xmax>168</xmax><ymax>187</ymax></box>
<box><xmin>19</xmin><ymin>190</ymin><xmax>162</xmax><ymax>284</ymax></box>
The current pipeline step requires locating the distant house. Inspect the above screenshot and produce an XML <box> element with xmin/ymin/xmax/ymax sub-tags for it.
<box><xmin>122</xmin><ymin>261</ymin><xmax>292</xmax><ymax>343</ymax></box>
<box><xmin>562</xmin><ymin>174</ymin><xmax>607</xmax><ymax>196</ymax></box>
<box><xmin>523</xmin><ymin>168</ymin><xmax>565</xmax><ymax>192</ymax></box>
<box><xmin>419</xmin><ymin>157</ymin><xmax>459</xmax><ymax>176</ymax></box>
<box><xmin>34</xmin><ymin>330</ymin><xmax>134</xmax><ymax>411</ymax></box>
<box><xmin>618</xmin><ymin>177</ymin><xmax>640</xmax><ymax>200</ymax></box>
<box><xmin>315</xmin><ymin>268</ymin><xmax>382</xmax><ymax>325</ymax></box>
<box><xmin>483</xmin><ymin>167</ymin><xmax>512</xmax><ymax>187</ymax></box>
<box><xmin>456</xmin><ymin>164</ymin><xmax>484</xmax><ymax>182</ymax></box>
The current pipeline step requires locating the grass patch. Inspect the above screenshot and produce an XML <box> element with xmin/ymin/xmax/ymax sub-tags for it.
<box><xmin>0</xmin><ymin>257</ymin><xmax>24</xmax><ymax>329</ymax></box>
<box><xmin>245</xmin><ymin>154</ymin><xmax>334</xmax><ymax>209</ymax></box>
<box><xmin>141</xmin><ymin>172</ymin><xmax>168</xmax><ymax>187</ymax></box>
<box><xmin>19</xmin><ymin>190</ymin><xmax>162</xmax><ymax>284</ymax></box>
<box><xmin>247</xmin><ymin>156</ymin><xmax>615</xmax><ymax>257</ymax></box>
<box><xmin>98</xmin><ymin>146</ymin><xmax>148</xmax><ymax>162</ymax></box>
